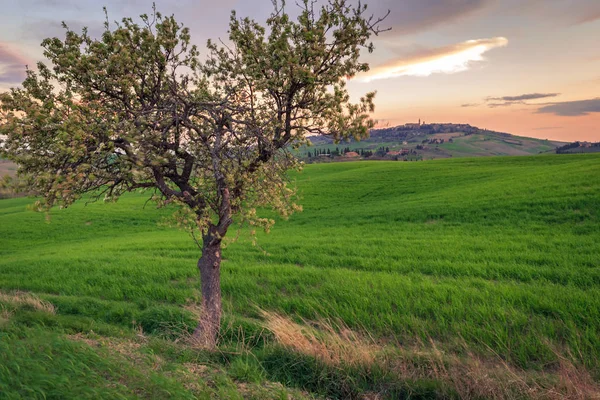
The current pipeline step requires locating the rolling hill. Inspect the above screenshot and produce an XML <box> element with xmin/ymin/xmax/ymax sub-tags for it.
<box><xmin>301</xmin><ymin>123</ymin><xmax>566</xmax><ymax>160</ymax></box>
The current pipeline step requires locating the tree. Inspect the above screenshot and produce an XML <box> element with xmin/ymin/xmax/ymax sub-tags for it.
<box><xmin>0</xmin><ymin>1</ymin><xmax>387</xmax><ymax>347</ymax></box>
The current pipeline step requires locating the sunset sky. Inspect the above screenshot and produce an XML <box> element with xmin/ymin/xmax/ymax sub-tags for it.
<box><xmin>1</xmin><ymin>0</ymin><xmax>599</xmax><ymax>142</ymax></box>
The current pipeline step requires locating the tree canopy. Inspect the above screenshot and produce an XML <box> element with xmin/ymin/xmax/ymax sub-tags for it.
<box><xmin>0</xmin><ymin>0</ymin><xmax>387</xmax><ymax>345</ymax></box>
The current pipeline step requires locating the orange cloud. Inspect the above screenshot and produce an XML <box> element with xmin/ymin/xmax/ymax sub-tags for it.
<box><xmin>358</xmin><ymin>37</ymin><xmax>508</xmax><ymax>82</ymax></box>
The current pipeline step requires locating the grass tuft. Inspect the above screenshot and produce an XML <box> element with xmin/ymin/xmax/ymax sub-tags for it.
<box><xmin>0</xmin><ymin>290</ymin><xmax>56</xmax><ymax>314</ymax></box>
<box><xmin>262</xmin><ymin>309</ymin><xmax>377</xmax><ymax>369</ymax></box>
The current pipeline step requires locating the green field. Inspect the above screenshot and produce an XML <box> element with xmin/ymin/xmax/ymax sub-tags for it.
<box><xmin>1</xmin><ymin>154</ymin><xmax>599</xmax><ymax>398</ymax></box>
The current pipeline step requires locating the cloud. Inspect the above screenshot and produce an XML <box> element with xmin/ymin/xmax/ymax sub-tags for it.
<box><xmin>575</xmin><ymin>10</ymin><xmax>600</xmax><ymax>25</ymax></box>
<box><xmin>483</xmin><ymin>93</ymin><xmax>561</xmax><ymax>108</ymax></box>
<box><xmin>17</xmin><ymin>0</ymin><xmax>493</xmax><ymax>40</ymax></box>
<box><xmin>461</xmin><ymin>103</ymin><xmax>480</xmax><ymax>107</ymax></box>
<box><xmin>513</xmin><ymin>0</ymin><xmax>600</xmax><ymax>26</ymax></box>
<box><xmin>487</xmin><ymin>93</ymin><xmax>560</xmax><ymax>102</ymax></box>
<box><xmin>367</xmin><ymin>0</ymin><xmax>493</xmax><ymax>35</ymax></box>
<box><xmin>0</xmin><ymin>43</ymin><xmax>29</xmax><ymax>84</ymax></box>
<box><xmin>487</xmin><ymin>102</ymin><xmax>524</xmax><ymax>108</ymax></box>
<box><xmin>532</xmin><ymin>126</ymin><xmax>563</xmax><ymax>131</ymax></box>
<box><xmin>358</xmin><ymin>37</ymin><xmax>508</xmax><ymax>82</ymax></box>
<box><xmin>537</xmin><ymin>98</ymin><xmax>600</xmax><ymax>117</ymax></box>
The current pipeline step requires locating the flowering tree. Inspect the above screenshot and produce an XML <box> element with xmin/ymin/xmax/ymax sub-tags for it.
<box><xmin>0</xmin><ymin>0</ymin><xmax>386</xmax><ymax>346</ymax></box>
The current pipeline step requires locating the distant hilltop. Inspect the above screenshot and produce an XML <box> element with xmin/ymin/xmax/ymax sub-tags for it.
<box><xmin>310</xmin><ymin>122</ymin><xmax>511</xmax><ymax>146</ymax></box>
<box><xmin>370</xmin><ymin>121</ymin><xmax>508</xmax><ymax>138</ymax></box>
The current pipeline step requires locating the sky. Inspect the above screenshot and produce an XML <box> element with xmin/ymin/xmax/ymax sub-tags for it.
<box><xmin>1</xmin><ymin>0</ymin><xmax>599</xmax><ymax>142</ymax></box>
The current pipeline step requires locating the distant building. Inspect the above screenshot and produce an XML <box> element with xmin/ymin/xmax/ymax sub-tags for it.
<box><xmin>344</xmin><ymin>151</ymin><xmax>360</xmax><ymax>158</ymax></box>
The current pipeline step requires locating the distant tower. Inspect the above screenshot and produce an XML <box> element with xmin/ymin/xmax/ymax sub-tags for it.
<box><xmin>418</xmin><ymin>118</ymin><xmax>421</xmax><ymax>125</ymax></box>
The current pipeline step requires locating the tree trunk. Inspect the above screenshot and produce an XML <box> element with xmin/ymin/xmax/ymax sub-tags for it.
<box><xmin>193</xmin><ymin>187</ymin><xmax>231</xmax><ymax>348</ymax></box>
<box><xmin>193</xmin><ymin>238</ymin><xmax>222</xmax><ymax>348</ymax></box>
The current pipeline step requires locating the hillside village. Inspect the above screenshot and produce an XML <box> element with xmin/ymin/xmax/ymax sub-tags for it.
<box><xmin>555</xmin><ymin>141</ymin><xmax>600</xmax><ymax>154</ymax></box>
<box><xmin>310</xmin><ymin>121</ymin><xmax>508</xmax><ymax>146</ymax></box>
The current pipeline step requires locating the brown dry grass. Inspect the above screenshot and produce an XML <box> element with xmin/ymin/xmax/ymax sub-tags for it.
<box><xmin>261</xmin><ymin>311</ymin><xmax>600</xmax><ymax>400</ymax></box>
<box><xmin>0</xmin><ymin>291</ymin><xmax>56</xmax><ymax>314</ymax></box>
<box><xmin>261</xmin><ymin>310</ymin><xmax>377</xmax><ymax>369</ymax></box>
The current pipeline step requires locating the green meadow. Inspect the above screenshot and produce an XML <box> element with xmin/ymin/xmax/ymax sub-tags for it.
<box><xmin>1</xmin><ymin>154</ymin><xmax>599</xmax><ymax>398</ymax></box>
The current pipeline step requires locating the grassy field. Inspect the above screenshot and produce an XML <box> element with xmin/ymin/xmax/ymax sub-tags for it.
<box><xmin>435</xmin><ymin>132</ymin><xmax>559</xmax><ymax>157</ymax></box>
<box><xmin>1</xmin><ymin>154</ymin><xmax>599</xmax><ymax>398</ymax></box>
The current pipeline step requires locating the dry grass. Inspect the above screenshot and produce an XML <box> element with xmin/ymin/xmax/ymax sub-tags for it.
<box><xmin>262</xmin><ymin>310</ymin><xmax>377</xmax><ymax>369</ymax></box>
<box><xmin>178</xmin><ymin>303</ymin><xmax>211</xmax><ymax>349</ymax></box>
<box><xmin>261</xmin><ymin>311</ymin><xmax>600</xmax><ymax>400</ymax></box>
<box><xmin>437</xmin><ymin>348</ymin><xmax>600</xmax><ymax>400</ymax></box>
<box><xmin>0</xmin><ymin>291</ymin><xmax>56</xmax><ymax>314</ymax></box>
<box><xmin>170</xmin><ymin>363</ymin><xmax>211</xmax><ymax>394</ymax></box>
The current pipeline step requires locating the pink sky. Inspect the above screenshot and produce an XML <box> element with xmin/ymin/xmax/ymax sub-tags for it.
<box><xmin>1</xmin><ymin>0</ymin><xmax>599</xmax><ymax>142</ymax></box>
